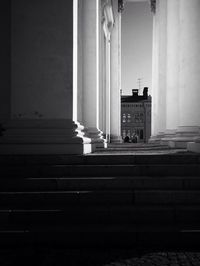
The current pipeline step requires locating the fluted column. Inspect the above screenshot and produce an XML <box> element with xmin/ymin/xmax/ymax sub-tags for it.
<box><xmin>166</xmin><ymin>0</ymin><xmax>179</xmax><ymax>131</ymax></box>
<box><xmin>110</xmin><ymin>0</ymin><xmax>122</xmax><ymax>143</ymax></box>
<box><xmin>81</xmin><ymin>0</ymin><xmax>105</xmax><ymax>151</ymax></box>
<box><xmin>101</xmin><ymin>0</ymin><xmax>115</xmax><ymax>143</ymax></box>
<box><xmin>150</xmin><ymin>0</ymin><xmax>167</xmax><ymax>142</ymax></box>
<box><xmin>160</xmin><ymin>0</ymin><xmax>180</xmax><ymax>145</ymax></box>
<box><xmin>167</xmin><ymin>0</ymin><xmax>200</xmax><ymax>149</ymax></box>
<box><xmin>179</xmin><ymin>0</ymin><xmax>200</xmax><ymax>152</ymax></box>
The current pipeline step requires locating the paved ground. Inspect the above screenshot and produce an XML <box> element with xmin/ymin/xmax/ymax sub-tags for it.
<box><xmin>91</xmin><ymin>143</ymin><xmax>189</xmax><ymax>155</ymax></box>
<box><xmin>1</xmin><ymin>248</ymin><xmax>200</xmax><ymax>266</ymax></box>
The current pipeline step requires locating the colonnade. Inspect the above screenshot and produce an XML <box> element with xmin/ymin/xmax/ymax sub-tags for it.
<box><xmin>151</xmin><ymin>0</ymin><xmax>200</xmax><ymax>152</ymax></box>
<box><xmin>74</xmin><ymin>0</ymin><xmax>122</xmax><ymax>152</ymax></box>
<box><xmin>0</xmin><ymin>0</ymin><xmax>122</xmax><ymax>154</ymax></box>
<box><xmin>1</xmin><ymin>0</ymin><xmax>200</xmax><ymax>155</ymax></box>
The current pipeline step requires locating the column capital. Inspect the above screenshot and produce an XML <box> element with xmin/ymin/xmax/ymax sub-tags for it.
<box><xmin>102</xmin><ymin>1</ymin><xmax>114</xmax><ymax>40</ymax></box>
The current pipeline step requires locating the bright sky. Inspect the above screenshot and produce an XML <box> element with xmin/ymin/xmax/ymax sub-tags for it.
<box><xmin>121</xmin><ymin>1</ymin><xmax>153</xmax><ymax>95</ymax></box>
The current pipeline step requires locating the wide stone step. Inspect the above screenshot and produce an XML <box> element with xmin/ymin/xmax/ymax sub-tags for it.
<box><xmin>0</xmin><ymin>154</ymin><xmax>200</xmax><ymax>166</ymax></box>
<box><xmin>0</xmin><ymin>206</ymin><xmax>200</xmax><ymax>226</ymax></box>
<box><xmin>134</xmin><ymin>190</ymin><xmax>200</xmax><ymax>205</ymax></box>
<box><xmin>0</xmin><ymin>191</ymin><xmax>133</xmax><ymax>208</ymax></box>
<box><xmin>1</xmin><ymin>225</ymin><xmax>200</xmax><ymax>248</ymax></box>
<box><xmin>1</xmin><ymin>190</ymin><xmax>200</xmax><ymax>208</ymax></box>
<box><xmin>1</xmin><ymin>176</ymin><xmax>200</xmax><ymax>191</ymax></box>
<box><xmin>1</xmin><ymin>164</ymin><xmax>200</xmax><ymax>177</ymax></box>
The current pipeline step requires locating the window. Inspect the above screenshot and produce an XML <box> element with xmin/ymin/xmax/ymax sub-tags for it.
<box><xmin>122</xmin><ymin>113</ymin><xmax>126</xmax><ymax>123</ymax></box>
<box><xmin>134</xmin><ymin>113</ymin><xmax>139</xmax><ymax>123</ymax></box>
<box><xmin>127</xmin><ymin>113</ymin><xmax>131</xmax><ymax>122</ymax></box>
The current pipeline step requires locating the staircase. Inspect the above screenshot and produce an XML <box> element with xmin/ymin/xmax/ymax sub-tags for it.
<box><xmin>0</xmin><ymin>151</ymin><xmax>200</xmax><ymax>248</ymax></box>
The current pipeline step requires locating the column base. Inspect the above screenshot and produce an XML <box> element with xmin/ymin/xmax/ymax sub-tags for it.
<box><xmin>110</xmin><ymin>135</ymin><xmax>123</xmax><ymax>144</ymax></box>
<box><xmin>148</xmin><ymin>132</ymin><xmax>166</xmax><ymax>144</ymax></box>
<box><xmin>187</xmin><ymin>139</ymin><xmax>200</xmax><ymax>153</ymax></box>
<box><xmin>160</xmin><ymin>129</ymin><xmax>176</xmax><ymax>145</ymax></box>
<box><xmin>83</xmin><ymin>127</ymin><xmax>106</xmax><ymax>152</ymax></box>
<box><xmin>167</xmin><ymin>126</ymin><xmax>200</xmax><ymax>149</ymax></box>
<box><xmin>0</xmin><ymin>119</ymin><xmax>89</xmax><ymax>155</ymax></box>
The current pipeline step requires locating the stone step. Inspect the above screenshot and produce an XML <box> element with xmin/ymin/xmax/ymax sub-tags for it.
<box><xmin>0</xmin><ymin>154</ymin><xmax>200</xmax><ymax>166</ymax></box>
<box><xmin>1</xmin><ymin>190</ymin><xmax>200</xmax><ymax>209</ymax></box>
<box><xmin>1</xmin><ymin>164</ymin><xmax>200</xmax><ymax>177</ymax></box>
<box><xmin>0</xmin><ymin>206</ymin><xmax>200</xmax><ymax>226</ymax></box>
<box><xmin>0</xmin><ymin>191</ymin><xmax>133</xmax><ymax>208</ymax></box>
<box><xmin>1</xmin><ymin>176</ymin><xmax>200</xmax><ymax>191</ymax></box>
<box><xmin>0</xmin><ymin>225</ymin><xmax>200</xmax><ymax>248</ymax></box>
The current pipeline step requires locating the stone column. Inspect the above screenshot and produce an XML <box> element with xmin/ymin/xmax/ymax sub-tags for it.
<box><xmin>160</xmin><ymin>0</ymin><xmax>180</xmax><ymax>145</ymax></box>
<box><xmin>110</xmin><ymin>0</ymin><xmax>122</xmax><ymax>143</ymax></box>
<box><xmin>178</xmin><ymin>0</ymin><xmax>200</xmax><ymax>151</ymax></box>
<box><xmin>0</xmin><ymin>1</ymin><xmax>11</xmax><ymax>124</ymax></box>
<box><xmin>150</xmin><ymin>0</ymin><xmax>167</xmax><ymax>142</ymax></box>
<box><xmin>73</xmin><ymin>0</ymin><xmax>92</xmax><ymax>154</ymax></box>
<box><xmin>101</xmin><ymin>0</ymin><xmax>115</xmax><ymax>143</ymax></box>
<box><xmin>105</xmin><ymin>36</ymin><xmax>111</xmax><ymax>142</ymax></box>
<box><xmin>150</xmin><ymin>9</ymin><xmax>159</xmax><ymax>139</ymax></box>
<box><xmin>166</xmin><ymin>0</ymin><xmax>180</xmax><ymax>131</ymax></box>
<box><xmin>0</xmin><ymin>0</ymin><xmax>84</xmax><ymax>154</ymax></box>
<box><xmin>99</xmin><ymin>1</ymin><xmax>106</xmax><ymax>137</ymax></box>
<box><xmin>81</xmin><ymin>0</ymin><xmax>105</xmax><ymax>151</ymax></box>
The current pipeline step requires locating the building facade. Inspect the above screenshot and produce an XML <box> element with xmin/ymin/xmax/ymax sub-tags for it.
<box><xmin>121</xmin><ymin>88</ymin><xmax>151</xmax><ymax>143</ymax></box>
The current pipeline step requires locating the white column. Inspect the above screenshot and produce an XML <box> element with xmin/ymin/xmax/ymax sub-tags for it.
<box><xmin>73</xmin><ymin>0</ymin><xmax>92</xmax><ymax>154</ymax></box>
<box><xmin>99</xmin><ymin>1</ymin><xmax>105</xmax><ymax>136</ymax></box>
<box><xmin>160</xmin><ymin>0</ymin><xmax>180</xmax><ymax>145</ymax></box>
<box><xmin>179</xmin><ymin>0</ymin><xmax>200</xmax><ymax>152</ymax></box>
<box><xmin>151</xmin><ymin>11</ymin><xmax>159</xmax><ymax>138</ymax></box>
<box><xmin>150</xmin><ymin>0</ymin><xmax>167</xmax><ymax>142</ymax></box>
<box><xmin>166</xmin><ymin>0</ymin><xmax>179</xmax><ymax>131</ymax></box>
<box><xmin>81</xmin><ymin>0</ymin><xmax>105</xmax><ymax>151</ymax></box>
<box><xmin>105</xmin><ymin>38</ymin><xmax>111</xmax><ymax>142</ymax></box>
<box><xmin>101</xmin><ymin>1</ymin><xmax>115</xmax><ymax>143</ymax></box>
<box><xmin>110</xmin><ymin>0</ymin><xmax>122</xmax><ymax>143</ymax></box>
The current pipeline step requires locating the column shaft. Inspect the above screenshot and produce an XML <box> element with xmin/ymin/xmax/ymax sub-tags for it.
<box><xmin>180</xmin><ymin>0</ymin><xmax>200</xmax><ymax>151</ymax></box>
<box><xmin>151</xmin><ymin>0</ymin><xmax>167</xmax><ymax>141</ymax></box>
<box><xmin>166</xmin><ymin>0</ymin><xmax>179</xmax><ymax>130</ymax></box>
<box><xmin>179</xmin><ymin>0</ymin><xmax>200</xmax><ymax>127</ymax></box>
<box><xmin>110</xmin><ymin>0</ymin><xmax>122</xmax><ymax>143</ymax></box>
<box><xmin>82</xmin><ymin>0</ymin><xmax>105</xmax><ymax>149</ymax></box>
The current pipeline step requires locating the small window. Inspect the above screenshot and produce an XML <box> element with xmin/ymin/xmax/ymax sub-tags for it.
<box><xmin>122</xmin><ymin>113</ymin><xmax>126</xmax><ymax>123</ymax></box>
<box><xmin>127</xmin><ymin>113</ymin><xmax>131</xmax><ymax>123</ymax></box>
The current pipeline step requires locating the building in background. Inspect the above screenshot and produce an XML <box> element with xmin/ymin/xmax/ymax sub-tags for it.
<box><xmin>121</xmin><ymin>87</ymin><xmax>151</xmax><ymax>143</ymax></box>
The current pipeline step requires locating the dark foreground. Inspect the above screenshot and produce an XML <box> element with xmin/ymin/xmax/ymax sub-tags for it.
<box><xmin>1</xmin><ymin>148</ymin><xmax>200</xmax><ymax>265</ymax></box>
<box><xmin>1</xmin><ymin>248</ymin><xmax>200</xmax><ymax>266</ymax></box>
